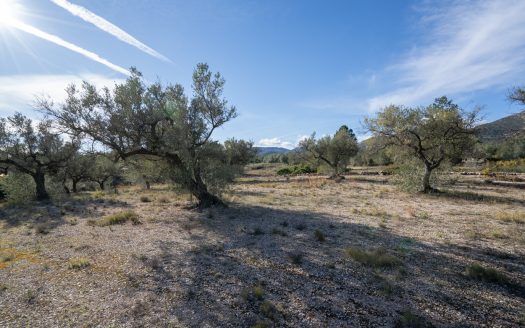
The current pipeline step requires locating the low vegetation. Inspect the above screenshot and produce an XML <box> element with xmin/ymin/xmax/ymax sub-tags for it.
<box><xmin>464</xmin><ymin>263</ymin><xmax>509</xmax><ymax>284</ymax></box>
<box><xmin>68</xmin><ymin>257</ymin><xmax>91</xmax><ymax>270</ymax></box>
<box><xmin>345</xmin><ymin>247</ymin><xmax>402</xmax><ymax>268</ymax></box>
<box><xmin>495</xmin><ymin>211</ymin><xmax>525</xmax><ymax>224</ymax></box>
<box><xmin>88</xmin><ymin>210</ymin><xmax>141</xmax><ymax>227</ymax></box>
<box><xmin>276</xmin><ymin>164</ymin><xmax>316</xmax><ymax>175</ymax></box>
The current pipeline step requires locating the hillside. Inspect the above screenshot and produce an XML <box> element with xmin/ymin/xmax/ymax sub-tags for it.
<box><xmin>477</xmin><ymin>110</ymin><xmax>525</xmax><ymax>142</ymax></box>
<box><xmin>255</xmin><ymin>147</ymin><xmax>291</xmax><ymax>156</ymax></box>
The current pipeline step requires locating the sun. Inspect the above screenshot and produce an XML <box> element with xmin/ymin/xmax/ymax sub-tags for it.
<box><xmin>0</xmin><ymin>0</ymin><xmax>22</xmax><ymax>26</ymax></box>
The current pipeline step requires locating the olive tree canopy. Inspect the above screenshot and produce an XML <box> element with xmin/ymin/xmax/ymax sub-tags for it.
<box><xmin>0</xmin><ymin>113</ymin><xmax>78</xmax><ymax>200</ymax></box>
<box><xmin>300</xmin><ymin>125</ymin><xmax>359</xmax><ymax>177</ymax></box>
<box><xmin>364</xmin><ymin>96</ymin><xmax>479</xmax><ymax>192</ymax></box>
<box><xmin>39</xmin><ymin>63</ymin><xmax>237</xmax><ymax>207</ymax></box>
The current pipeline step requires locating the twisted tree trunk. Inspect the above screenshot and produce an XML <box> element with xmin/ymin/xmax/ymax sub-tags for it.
<box><xmin>33</xmin><ymin>171</ymin><xmax>49</xmax><ymax>201</ymax></box>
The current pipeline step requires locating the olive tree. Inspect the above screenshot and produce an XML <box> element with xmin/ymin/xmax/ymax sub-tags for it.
<box><xmin>39</xmin><ymin>64</ymin><xmax>237</xmax><ymax>207</ymax></box>
<box><xmin>300</xmin><ymin>125</ymin><xmax>359</xmax><ymax>177</ymax></box>
<box><xmin>224</xmin><ymin>138</ymin><xmax>257</xmax><ymax>166</ymax></box>
<box><xmin>89</xmin><ymin>155</ymin><xmax>120</xmax><ymax>190</ymax></box>
<box><xmin>364</xmin><ymin>96</ymin><xmax>479</xmax><ymax>192</ymax></box>
<box><xmin>60</xmin><ymin>152</ymin><xmax>93</xmax><ymax>193</ymax></box>
<box><xmin>124</xmin><ymin>156</ymin><xmax>168</xmax><ymax>190</ymax></box>
<box><xmin>0</xmin><ymin>113</ymin><xmax>78</xmax><ymax>200</ymax></box>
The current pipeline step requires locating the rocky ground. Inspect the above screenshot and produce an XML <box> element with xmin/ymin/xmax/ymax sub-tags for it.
<box><xmin>0</xmin><ymin>173</ymin><xmax>524</xmax><ymax>327</ymax></box>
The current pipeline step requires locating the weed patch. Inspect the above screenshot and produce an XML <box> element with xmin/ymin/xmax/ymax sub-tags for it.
<box><xmin>88</xmin><ymin>210</ymin><xmax>141</xmax><ymax>227</ymax></box>
<box><xmin>68</xmin><ymin>257</ymin><xmax>91</xmax><ymax>270</ymax></box>
<box><xmin>345</xmin><ymin>247</ymin><xmax>401</xmax><ymax>268</ymax></box>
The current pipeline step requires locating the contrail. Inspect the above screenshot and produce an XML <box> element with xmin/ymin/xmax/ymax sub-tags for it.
<box><xmin>50</xmin><ymin>0</ymin><xmax>170</xmax><ymax>62</ymax></box>
<box><xmin>9</xmin><ymin>19</ymin><xmax>130</xmax><ymax>76</ymax></box>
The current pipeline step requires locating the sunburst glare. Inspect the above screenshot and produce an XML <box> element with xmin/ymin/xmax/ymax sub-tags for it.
<box><xmin>0</xmin><ymin>0</ymin><xmax>22</xmax><ymax>26</ymax></box>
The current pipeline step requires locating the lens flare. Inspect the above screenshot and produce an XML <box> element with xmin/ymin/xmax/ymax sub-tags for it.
<box><xmin>0</xmin><ymin>0</ymin><xmax>21</xmax><ymax>26</ymax></box>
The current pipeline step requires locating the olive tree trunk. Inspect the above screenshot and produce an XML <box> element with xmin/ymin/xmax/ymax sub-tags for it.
<box><xmin>33</xmin><ymin>171</ymin><xmax>49</xmax><ymax>201</ymax></box>
<box><xmin>422</xmin><ymin>164</ymin><xmax>434</xmax><ymax>193</ymax></box>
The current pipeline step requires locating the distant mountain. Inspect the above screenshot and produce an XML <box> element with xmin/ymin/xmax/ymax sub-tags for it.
<box><xmin>477</xmin><ymin>110</ymin><xmax>525</xmax><ymax>142</ymax></box>
<box><xmin>255</xmin><ymin>147</ymin><xmax>291</xmax><ymax>156</ymax></box>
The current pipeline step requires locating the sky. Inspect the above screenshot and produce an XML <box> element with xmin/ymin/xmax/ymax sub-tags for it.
<box><xmin>0</xmin><ymin>0</ymin><xmax>524</xmax><ymax>148</ymax></box>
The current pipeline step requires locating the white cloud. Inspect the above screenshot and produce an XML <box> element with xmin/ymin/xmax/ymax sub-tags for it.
<box><xmin>257</xmin><ymin>135</ymin><xmax>310</xmax><ymax>149</ymax></box>
<box><xmin>257</xmin><ymin>137</ymin><xmax>294</xmax><ymax>149</ymax></box>
<box><xmin>51</xmin><ymin>0</ymin><xmax>170</xmax><ymax>62</ymax></box>
<box><xmin>0</xmin><ymin>74</ymin><xmax>125</xmax><ymax>113</ymax></box>
<box><xmin>368</xmin><ymin>0</ymin><xmax>525</xmax><ymax>111</ymax></box>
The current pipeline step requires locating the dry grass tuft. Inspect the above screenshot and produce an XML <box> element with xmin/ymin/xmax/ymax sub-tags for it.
<box><xmin>345</xmin><ymin>247</ymin><xmax>402</xmax><ymax>268</ymax></box>
<box><xmin>464</xmin><ymin>263</ymin><xmax>508</xmax><ymax>284</ymax></box>
<box><xmin>68</xmin><ymin>257</ymin><xmax>91</xmax><ymax>270</ymax></box>
<box><xmin>495</xmin><ymin>211</ymin><xmax>525</xmax><ymax>224</ymax></box>
<box><xmin>88</xmin><ymin>210</ymin><xmax>141</xmax><ymax>227</ymax></box>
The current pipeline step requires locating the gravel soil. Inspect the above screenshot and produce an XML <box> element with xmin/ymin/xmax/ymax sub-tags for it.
<box><xmin>0</xmin><ymin>175</ymin><xmax>524</xmax><ymax>327</ymax></box>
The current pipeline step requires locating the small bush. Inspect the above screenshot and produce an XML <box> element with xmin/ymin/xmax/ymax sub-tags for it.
<box><xmin>140</xmin><ymin>195</ymin><xmax>152</xmax><ymax>203</ymax></box>
<box><xmin>314</xmin><ymin>229</ymin><xmax>326</xmax><ymax>242</ymax></box>
<box><xmin>277</xmin><ymin>164</ymin><xmax>316</xmax><ymax>175</ymax></box>
<box><xmin>0</xmin><ymin>172</ymin><xmax>35</xmax><ymax>204</ymax></box>
<box><xmin>88</xmin><ymin>210</ymin><xmax>141</xmax><ymax>227</ymax></box>
<box><xmin>345</xmin><ymin>247</ymin><xmax>401</xmax><ymax>268</ymax></box>
<box><xmin>68</xmin><ymin>257</ymin><xmax>91</xmax><ymax>270</ymax></box>
<box><xmin>465</xmin><ymin>263</ymin><xmax>508</xmax><ymax>284</ymax></box>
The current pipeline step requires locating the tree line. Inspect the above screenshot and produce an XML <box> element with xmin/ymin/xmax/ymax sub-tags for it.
<box><xmin>0</xmin><ymin>63</ymin><xmax>523</xmax><ymax>206</ymax></box>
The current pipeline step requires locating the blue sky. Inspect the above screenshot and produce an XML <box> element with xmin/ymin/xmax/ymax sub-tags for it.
<box><xmin>1</xmin><ymin>0</ymin><xmax>524</xmax><ymax>148</ymax></box>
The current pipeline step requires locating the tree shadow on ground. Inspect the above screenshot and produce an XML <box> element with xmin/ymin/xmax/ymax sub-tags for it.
<box><xmin>0</xmin><ymin>195</ymin><xmax>129</xmax><ymax>231</ymax></box>
<box><xmin>128</xmin><ymin>204</ymin><xmax>525</xmax><ymax>327</ymax></box>
<box><xmin>429</xmin><ymin>189</ymin><xmax>525</xmax><ymax>205</ymax></box>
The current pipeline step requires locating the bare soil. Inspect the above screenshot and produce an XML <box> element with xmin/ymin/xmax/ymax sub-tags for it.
<box><xmin>0</xmin><ymin>173</ymin><xmax>524</xmax><ymax>327</ymax></box>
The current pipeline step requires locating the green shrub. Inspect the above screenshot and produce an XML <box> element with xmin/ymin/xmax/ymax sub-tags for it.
<box><xmin>0</xmin><ymin>172</ymin><xmax>35</xmax><ymax>204</ymax></box>
<box><xmin>88</xmin><ymin>210</ymin><xmax>141</xmax><ymax>227</ymax></box>
<box><xmin>345</xmin><ymin>247</ymin><xmax>401</xmax><ymax>268</ymax></box>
